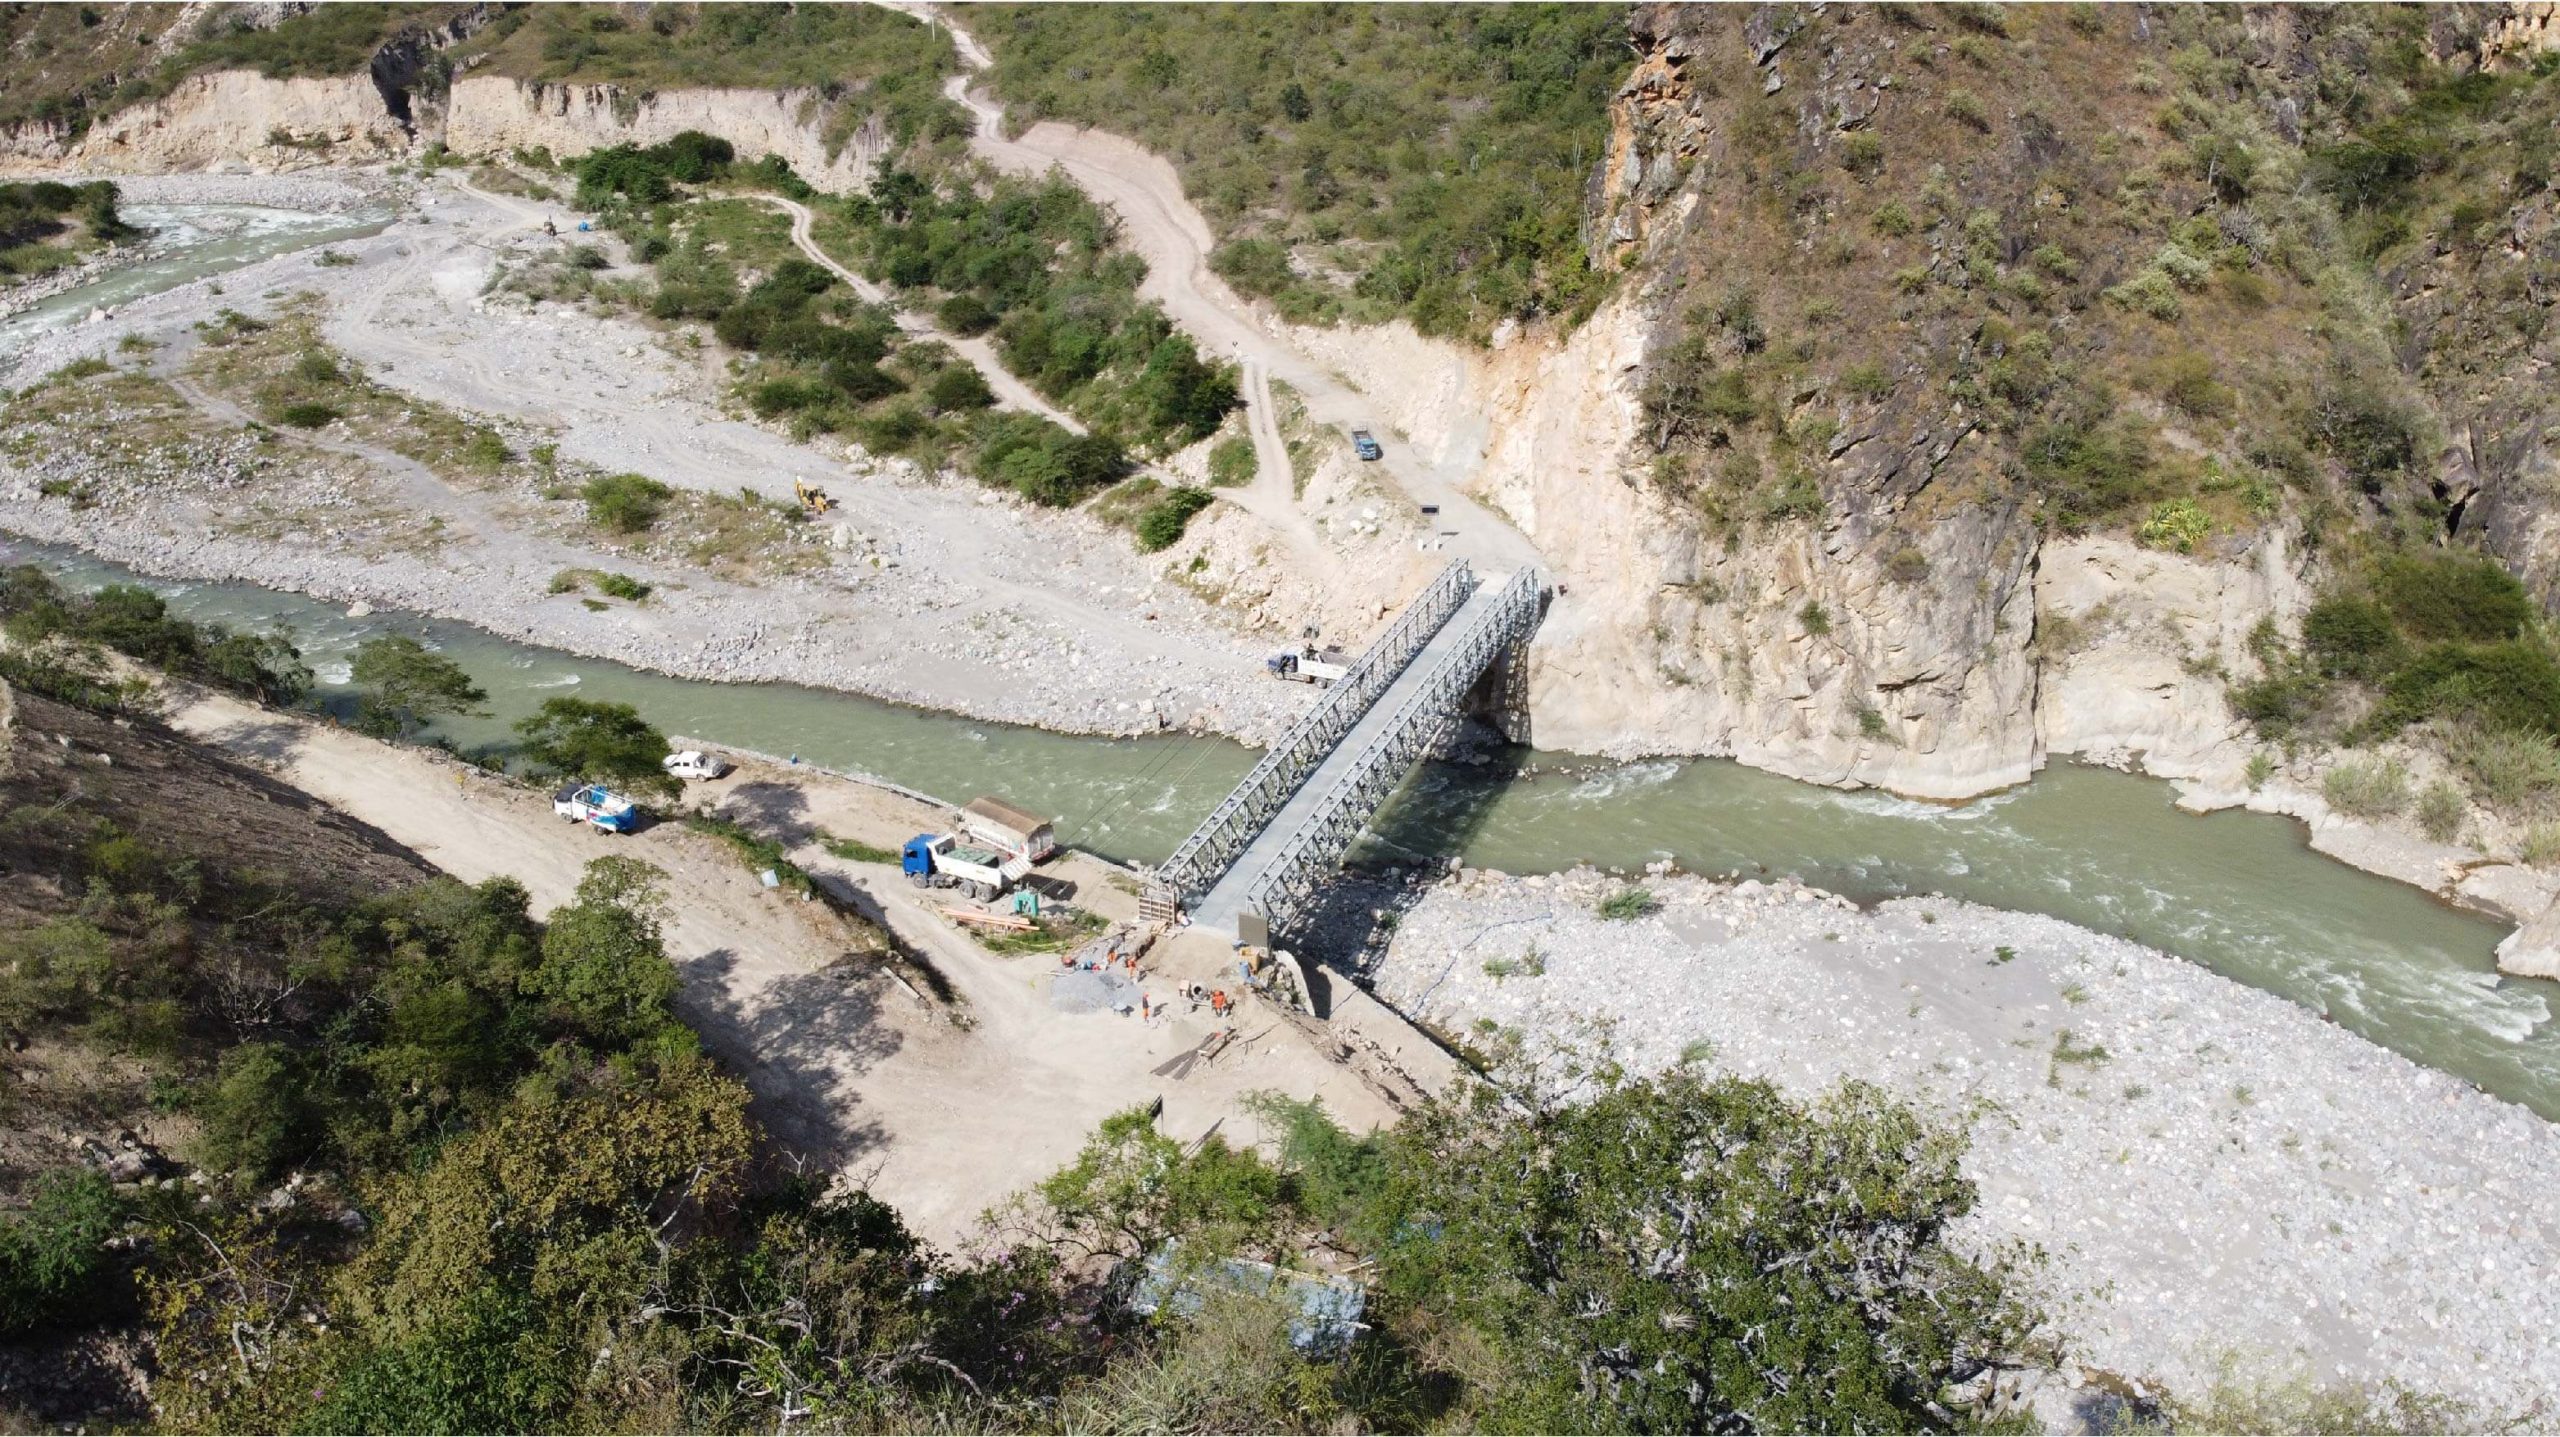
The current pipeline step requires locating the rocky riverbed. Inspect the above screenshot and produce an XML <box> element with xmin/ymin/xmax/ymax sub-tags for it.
<box><xmin>0</xmin><ymin>169</ymin><xmax>1312</xmax><ymax>745</ymax></box>
<box><xmin>1364</xmin><ymin>867</ymin><xmax>2560</xmax><ymax>1421</ymax></box>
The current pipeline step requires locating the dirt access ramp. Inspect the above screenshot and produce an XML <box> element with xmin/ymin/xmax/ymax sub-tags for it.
<box><xmin>162</xmin><ymin>693</ymin><xmax>1411</xmax><ymax>1243</ymax></box>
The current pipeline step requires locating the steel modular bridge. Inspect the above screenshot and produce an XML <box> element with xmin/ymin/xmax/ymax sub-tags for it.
<box><xmin>1144</xmin><ymin>561</ymin><xmax>1549</xmax><ymax>941</ymax></box>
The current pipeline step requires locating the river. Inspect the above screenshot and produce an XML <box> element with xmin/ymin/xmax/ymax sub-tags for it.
<box><xmin>7</xmin><ymin>537</ymin><xmax>2557</xmax><ymax>1119</ymax></box>
<box><xmin>0</xmin><ymin>201</ymin><xmax>392</xmax><ymax>344</ymax></box>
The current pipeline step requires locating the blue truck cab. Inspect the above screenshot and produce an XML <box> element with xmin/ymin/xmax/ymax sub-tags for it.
<box><xmin>1351</xmin><ymin>427</ymin><xmax>1383</xmax><ymax>461</ymax></box>
<box><xmin>901</xmin><ymin>836</ymin><xmax>939</xmax><ymax>879</ymax></box>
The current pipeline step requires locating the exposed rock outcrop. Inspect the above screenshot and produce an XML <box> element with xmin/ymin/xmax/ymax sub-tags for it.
<box><xmin>0</xmin><ymin>70</ymin><xmax>408</xmax><ymax>175</ymax></box>
<box><xmin>437</xmin><ymin>76</ymin><xmax>891</xmax><ymax>193</ymax></box>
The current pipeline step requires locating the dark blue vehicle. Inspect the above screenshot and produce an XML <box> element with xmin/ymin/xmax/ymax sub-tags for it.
<box><xmin>1351</xmin><ymin>427</ymin><xmax>1383</xmax><ymax>461</ymax></box>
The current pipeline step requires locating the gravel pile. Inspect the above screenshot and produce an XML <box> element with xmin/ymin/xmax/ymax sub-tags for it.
<box><xmin>1367</xmin><ymin>867</ymin><xmax>2560</xmax><ymax>1420</ymax></box>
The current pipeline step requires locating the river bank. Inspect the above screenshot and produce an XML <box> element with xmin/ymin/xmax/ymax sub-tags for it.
<box><xmin>1363</xmin><ymin>866</ymin><xmax>2560</xmax><ymax>1420</ymax></box>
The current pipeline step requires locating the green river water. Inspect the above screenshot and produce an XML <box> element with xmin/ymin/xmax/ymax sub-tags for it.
<box><xmin>8</xmin><ymin>540</ymin><xmax>2557</xmax><ymax>1118</ymax></box>
<box><xmin>3</xmin><ymin>203</ymin><xmax>2555</xmax><ymax>1120</ymax></box>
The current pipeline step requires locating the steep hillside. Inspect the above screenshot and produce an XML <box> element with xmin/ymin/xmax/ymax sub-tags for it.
<box><xmin>974</xmin><ymin>2</ymin><xmax>1628</xmax><ymax>341</ymax></box>
<box><xmin>1507</xmin><ymin>2</ymin><xmax>2560</xmax><ymax>808</ymax></box>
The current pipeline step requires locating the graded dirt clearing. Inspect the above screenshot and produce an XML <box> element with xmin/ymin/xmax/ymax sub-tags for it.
<box><xmin>162</xmin><ymin>689</ymin><xmax>1400</xmax><ymax>1243</ymax></box>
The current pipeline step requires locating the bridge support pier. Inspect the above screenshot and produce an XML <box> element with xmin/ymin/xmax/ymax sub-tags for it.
<box><xmin>1465</xmin><ymin>625</ymin><xmax>1538</xmax><ymax>747</ymax></box>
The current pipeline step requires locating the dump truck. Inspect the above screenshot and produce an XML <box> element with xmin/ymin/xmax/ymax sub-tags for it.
<box><xmin>960</xmin><ymin>795</ymin><xmax>1057</xmax><ymax>863</ymax></box>
<box><xmin>1266</xmin><ymin>640</ymin><xmax>1353</xmax><ymax>686</ymax></box>
<box><xmin>902</xmin><ymin>832</ymin><xmax>1032</xmax><ymax>901</ymax></box>
<box><xmin>553</xmin><ymin>783</ymin><xmax>638</xmax><ymax>833</ymax></box>
<box><xmin>1351</xmin><ymin>428</ymin><xmax>1383</xmax><ymax>461</ymax></box>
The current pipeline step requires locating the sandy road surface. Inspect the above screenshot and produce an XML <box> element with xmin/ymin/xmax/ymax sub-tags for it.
<box><xmin>896</xmin><ymin>3</ymin><xmax>1544</xmax><ymax>578</ymax></box>
<box><xmin>165</xmin><ymin>691</ymin><xmax>1398</xmax><ymax>1244</ymax></box>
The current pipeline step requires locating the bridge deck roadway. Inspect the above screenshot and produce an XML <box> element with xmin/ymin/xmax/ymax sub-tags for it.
<box><xmin>1188</xmin><ymin>576</ymin><xmax>1515</xmax><ymax>942</ymax></box>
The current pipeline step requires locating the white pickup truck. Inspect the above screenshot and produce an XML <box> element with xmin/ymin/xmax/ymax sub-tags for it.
<box><xmin>1265</xmin><ymin>641</ymin><xmax>1353</xmax><ymax>686</ymax></box>
<box><xmin>553</xmin><ymin>784</ymin><xmax>638</xmax><ymax>833</ymax></box>
<box><xmin>662</xmin><ymin>750</ymin><xmax>731</xmax><ymax>781</ymax></box>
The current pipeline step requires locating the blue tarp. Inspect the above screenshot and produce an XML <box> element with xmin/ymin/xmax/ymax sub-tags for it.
<box><xmin>1125</xmin><ymin>1239</ymin><xmax>1368</xmax><ymax>1353</ymax></box>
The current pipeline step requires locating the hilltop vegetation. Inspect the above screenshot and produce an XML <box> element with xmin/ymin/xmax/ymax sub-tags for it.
<box><xmin>976</xmin><ymin>2</ymin><xmax>1630</xmax><ymax>341</ymax></box>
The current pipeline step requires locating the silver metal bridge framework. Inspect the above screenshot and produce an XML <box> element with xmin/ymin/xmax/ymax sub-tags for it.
<box><xmin>1146</xmin><ymin>562</ymin><xmax>1548</xmax><ymax>941</ymax></box>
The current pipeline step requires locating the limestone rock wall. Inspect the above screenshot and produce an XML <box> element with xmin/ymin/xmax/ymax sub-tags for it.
<box><xmin>0</xmin><ymin>70</ymin><xmax>409</xmax><ymax>176</ymax></box>
<box><xmin>438</xmin><ymin>76</ymin><xmax>888</xmax><ymax>194</ymax></box>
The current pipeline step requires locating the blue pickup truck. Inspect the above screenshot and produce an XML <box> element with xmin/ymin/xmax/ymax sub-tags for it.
<box><xmin>1351</xmin><ymin>428</ymin><xmax>1383</xmax><ymax>461</ymax></box>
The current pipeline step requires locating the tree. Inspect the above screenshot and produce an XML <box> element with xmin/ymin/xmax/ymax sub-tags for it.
<box><xmin>512</xmin><ymin>697</ymin><xmax>677</xmax><ymax>798</ymax></box>
<box><xmin>529</xmin><ymin>856</ymin><xmax>683</xmax><ymax>1045</ymax></box>
<box><xmin>928</xmin><ymin>363</ymin><xmax>995</xmax><ymax>412</ymax></box>
<box><xmin>350</xmin><ymin>635</ymin><xmax>487</xmax><ymax>740</ymax></box>
<box><xmin>1019</xmin><ymin>1105</ymin><xmax>1283</xmax><ymax>1260</ymax></box>
<box><xmin>196</xmin><ymin>1042</ymin><xmax>310</xmax><ymax>1181</ymax></box>
<box><xmin>1366</xmin><ymin>1070</ymin><xmax>2042</xmax><ymax>1432</ymax></box>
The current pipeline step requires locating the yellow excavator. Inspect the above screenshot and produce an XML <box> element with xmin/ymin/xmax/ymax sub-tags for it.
<box><xmin>795</xmin><ymin>479</ymin><xmax>835</xmax><ymax>516</ymax></box>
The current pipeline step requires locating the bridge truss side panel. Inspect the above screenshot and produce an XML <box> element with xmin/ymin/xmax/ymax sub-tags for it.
<box><xmin>1149</xmin><ymin>559</ymin><xmax>1476</xmax><ymax>905</ymax></box>
<box><xmin>1241</xmin><ymin>567</ymin><xmax>1549</xmax><ymax>938</ymax></box>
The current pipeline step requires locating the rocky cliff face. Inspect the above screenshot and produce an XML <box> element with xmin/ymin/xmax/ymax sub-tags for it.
<box><xmin>437</xmin><ymin>75</ymin><xmax>889</xmax><ymax>192</ymax></box>
<box><xmin>0</xmin><ymin>69</ymin><xmax>408</xmax><ymax>174</ymax></box>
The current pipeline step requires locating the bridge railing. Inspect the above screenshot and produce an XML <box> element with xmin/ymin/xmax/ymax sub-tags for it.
<box><xmin>1241</xmin><ymin>565</ymin><xmax>1547</xmax><ymax>936</ymax></box>
<box><xmin>1149</xmin><ymin>558</ymin><xmax>1476</xmax><ymax>904</ymax></box>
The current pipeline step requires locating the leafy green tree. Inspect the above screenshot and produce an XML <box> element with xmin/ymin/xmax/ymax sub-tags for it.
<box><xmin>513</xmin><ymin>696</ymin><xmax>677</xmax><ymax>798</ymax></box>
<box><xmin>1020</xmin><ymin>1104</ymin><xmax>1285</xmax><ymax>1260</ymax></box>
<box><xmin>196</xmin><ymin>1041</ymin><xmax>310</xmax><ymax>1181</ymax></box>
<box><xmin>0</xmin><ymin>1168</ymin><xmax>120</xmax><ymax>1335</ymax></box>
<box><xmin>928</xmin><ymin>362</ymin><xmax>995</xmax><ymax>411</ymax></box>
<box><xmin>350</xmin><ymin>635</ymin><xmax>487</xmax><ymax>740</ymax></box>
<box><xmin>1367</xmin><ymin>1070</ymin><xmax>2041</xmax><ymax>1433</ymax></box>
<box><xmin>530</xmin><ymin>856</ymin><xmax>683</xmax><ymax>1046</ymax></box>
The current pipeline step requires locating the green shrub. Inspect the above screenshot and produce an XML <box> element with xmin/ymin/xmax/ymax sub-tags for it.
<box><xmin>1944</xmin><ymin>89</ymin><xmax>1990</xmax><ymax>131</ymax></box>
<box><xmin>1207</xmin><ymin>432</ymin><xmax>1256</xmax><ymax>488</ymax></box>
<box><xmin>1839</xmin><ymin>131</ymin><xmax>1885</xmax><ymax>176</ymax></box>
<box><xmin>275</xmin><ymin>401</ymin><xmax>339</xmax><ymax>428</ymax></box>
<box><xmin>0</xmin><ymin>1168</ymin><xmax>119</xmax><ymax>1336</ymax></box>
<box><xmin>2137</xmin><ymin>498</ymin><xmax>2211</xmax><ymax>553</ymax></box>
<box><xmin>1135</xmin><ymin>486</ymin><xmax>1214</xmax><ymax>551</ymax></box>
<box><xmin>582</xmin><ymin>472</ymin><xmax>673</xmax><ymax>533</ymax></box>
<box><xmin>2376</xmin><ymin>551</ymin><xmax>2533</xmax><ymax>642</ymax></box>
<box><xmin>1800</xmin><ymin>600</ymin><xmax>1832</xmax><ymax>636</ymax></box>
<box><xmin>2104</xmin><ymin>267</ymin><xmax>2181</xmax><ymax>320</ymax></box>
<box><xmin>934</xmin><ymin>292</ymin><xmax>995</xmax><ymax>335</ymax></box>
<box><xmin>2379</xmin><ymin>640</ymin><xmax>2560</xmax><ymax>736</ymax></box>
<box><xmin>1886</xmin><ymin>546</ymin><xmax>1930</xmax><ymax>583</ymax></box>
<box><xmin>2416</xmin><ymin>780</ymin><xmax>2467</xmax><ymax>842</ymax></box>
<box><xmin>1596</xmin><ymin>887</ymin><xmax>1660</xmax><ymax>921</ymax></box>
<box><xmin>595</xmin><ymin>572</ymin><xmax>651</xmax><ymax>602</ymax></box>
<box><xmin>926</xmin><ymin>363</ymin><xmax>995</xmax><ymax>412</ymax></box>
<box><xmin>2448</xmin><ymin>725</ymin><xmax>2560</xmax><ymax>810</ymax></box>
<box><xmin>2322</xmin><ymin>754</ymin><xmax>2411</xmax><ymax>817</ymax></box>
<box><xmin>2303</xmin><ymin>595</ymin><xmax>2405</xmax><ymax>681</ymax></box>
<box><xmin>1871</xmin><ymin>199</ymin><xmax>1916</xmax><ymax>236</ymax></box>
<box><xmin>1841</xmin><ymin>361</ymin><xmax>1893</xmax><ymax>400</ymax></box>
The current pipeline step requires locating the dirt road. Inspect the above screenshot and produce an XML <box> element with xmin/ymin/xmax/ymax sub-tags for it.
<box><xmin>165</xmin><ymin>691</ymin><xmax>1400</xmax><ymax>1244</ymax></box>
<box><xmin>898</xmin><ymin>2</ymin><xmax>1545</xmax><ymax>578</ymax></box>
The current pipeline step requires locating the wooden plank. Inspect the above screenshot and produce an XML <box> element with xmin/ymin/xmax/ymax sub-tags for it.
<box><xmin>940</xmin><ymin>905</ymin><xmax>1035</xmax><ymax>931</ymax></box>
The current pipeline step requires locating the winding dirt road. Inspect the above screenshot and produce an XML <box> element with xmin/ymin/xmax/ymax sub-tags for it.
<box><xmin>894</xmin><ymin>2</ymin><xmax>1544</xmax><ymax>576</ymax></box>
